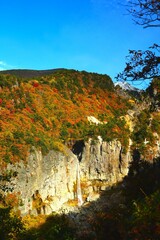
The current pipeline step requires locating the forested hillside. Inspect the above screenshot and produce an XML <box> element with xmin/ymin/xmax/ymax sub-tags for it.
<box><xmin>0</xmin><ymin>69</ymin><xmax>131</xmax><ymax>168</ymax></box>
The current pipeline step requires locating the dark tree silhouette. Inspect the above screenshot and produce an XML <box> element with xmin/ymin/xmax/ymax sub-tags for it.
<box><xmin>117</xmin><ymin>0</ymin><xmax>160</xmax><ymax>83</ymax></box>
<box><xmin>127</xmin><ymin>0</ymin><xmax>160</xmax><ymax>28</ymax></box>
<box><xmin>116</xmin><ymin>44</ymin><xmax>160</xmax><ymax>82</ymax></box>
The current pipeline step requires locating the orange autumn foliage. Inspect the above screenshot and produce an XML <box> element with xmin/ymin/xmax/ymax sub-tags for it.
<box><xmin>0</xmin><ymin>69</ymin><xmax>130</xmax><ymax>167</ymax></box>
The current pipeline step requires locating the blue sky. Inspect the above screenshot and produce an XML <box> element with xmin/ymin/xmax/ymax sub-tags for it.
<box><xmin>0</xmin><ymin>0</ymin><xmax>159</xmax><ymax>87</ymax></box>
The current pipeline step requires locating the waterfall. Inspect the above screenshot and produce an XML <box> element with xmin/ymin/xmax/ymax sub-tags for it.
<box><xmin>76</xmin><ymin>160</ymin><xmax>83</xmax><ymax>206</ymax></box>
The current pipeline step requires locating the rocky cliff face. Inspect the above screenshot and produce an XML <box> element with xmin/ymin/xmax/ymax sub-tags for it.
<box><xmin>8</xmin><ymin>147</ymin><xmax>78</xmax><ymax>215</ymax></box>
<box><xmin>81</xmin><ymin>137</ymin><xmax>131</xmax><ymax>200</ymax></box>
<box><xmin>81</xmin><ymin>138</ymin><xmax>131</xmax><ymax>180</ymax></box>
<box><xmin>7</xmin><ymin>138</ymin><xmax>132</xmax><ymax>215</ymax></box>
<box><xmin>77</xmin><ymin>138</ymin><xmax>131</xmax><ymax>201</ymax></box>
<box><xmin>8</xmin><ymin>129</ymin><xmax>160</xmax><ymax>216</ymax></box>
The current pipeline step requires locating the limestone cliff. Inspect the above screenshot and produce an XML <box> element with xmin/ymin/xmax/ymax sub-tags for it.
<box><xmin>7</xmin><ymin>138</ymin><xmax>132</xmax><ymax>215</ymax></box>
<box><xmin>8</xmin><ymin>147</ymin><xmax>78</xmax><ymax>215</ymax></box>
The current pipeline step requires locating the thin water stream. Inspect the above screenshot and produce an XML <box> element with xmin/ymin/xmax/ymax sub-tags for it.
<box><xmin>76</xmin><ymin>161</ymin><xmax>83</xmax><ymax>206</ymax></box>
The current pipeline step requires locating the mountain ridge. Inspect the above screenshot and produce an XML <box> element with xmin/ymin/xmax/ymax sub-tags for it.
<box><xmin>114</xmin><ymin>81</ymin><xmax>141</xmax><ymax>92</ymax></box>
<box><xmin>0</xmin><ymin>68</ymin><xmax>66</xmax><ymax>78</ymax></box>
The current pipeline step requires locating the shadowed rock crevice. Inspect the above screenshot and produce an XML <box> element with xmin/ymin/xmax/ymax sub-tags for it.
<box><xmin>72</xmin><ymin>140</ymin><xmax>85</xmax><ymax>162</ymax></box>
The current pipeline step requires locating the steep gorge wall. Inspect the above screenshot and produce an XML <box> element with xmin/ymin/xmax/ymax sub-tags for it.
<box><xmin>77</xmin><ymin>138</ymin><xmax>131</xmax><ymax>201</ymax></box>
<box><xmin>8</xmin><ymin>148</ymin><xmax>78</xmax><ymax>215</ymax></box>
<box><xmin>80</xmin><ymin>138</ymin><xmax>131</xmax><ymax>182</ymax></box>
<box><xmin>7</xmin><ymin>139</ymin><xmax>132</xmax><ymax>215</ymax></box>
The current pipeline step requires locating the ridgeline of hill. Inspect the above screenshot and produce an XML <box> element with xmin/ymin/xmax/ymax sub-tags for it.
<box><xmin>0</xmin><ymin>68</ymin><xmax>65</xmax><ymax>78</ymax></box>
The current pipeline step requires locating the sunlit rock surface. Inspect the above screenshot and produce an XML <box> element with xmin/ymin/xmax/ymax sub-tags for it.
<box><xmin>8</xmin><ymin>147</ymin><xmax>78</xmax><ymax>215</ymax></box>
<box><xmin>7</xmin><ymin>139</ymin><xmax>132</xmax><ymax>215</ymax></box>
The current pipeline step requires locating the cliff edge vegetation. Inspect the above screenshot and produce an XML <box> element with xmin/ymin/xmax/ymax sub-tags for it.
<box><xmin>0</xmin><ymin>69</ymin><xmax>131</xmax><ymax>168</ymax></box>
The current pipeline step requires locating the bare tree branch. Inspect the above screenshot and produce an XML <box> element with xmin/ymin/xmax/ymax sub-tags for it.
<box><xmin>116</xmin><ymin>1</ymin><xmax>160</xmax><ymax>84</ymax></box>
<box><xmin>116</xmin><ymin>45</ymin><xmax>160</xmax><ymax>82</ymax></box>
<box><xmin>127</xmin><ymin>0</ymin><xmax>160</xmax><ymax>28</ymax></box>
